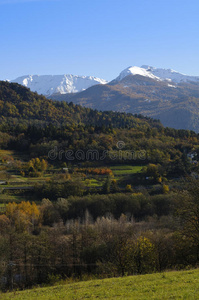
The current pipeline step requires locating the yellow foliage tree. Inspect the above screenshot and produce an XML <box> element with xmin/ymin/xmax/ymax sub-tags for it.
<box><xmin>163</xmin><ymin>184</ymin><xmax>169</xmax><ymax>194</ymax></box>
<box><xmin>135</xmin><ymin>236</ymin><xmax>157</xmax><ymax>274</ymax></box>
<box><xmin>6</xmin><ymin>201</ymin><xmax>40</xmax><ymax>232</ymax></box>
<box><xmin>27</xmin><ymin>158</ymin><xmax>48</xmax><ymax>177</ymax></box>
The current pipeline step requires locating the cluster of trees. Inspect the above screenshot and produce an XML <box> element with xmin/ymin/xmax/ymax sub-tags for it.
<box><xmin>1</xmin><ymin>122</ymin><xmax>198</xmax><ymax>171</ymax></box>
<box><xmin>26</xmin><ymin>158</ymin><xmax>48</xmax><ymax>177</ymax></box>
<box><xmin>36</xmin><ymin>192</ymin><xmax>174</xmax><ymax>223</ymax></box>
<box><xmin>0</xmin><ymin>179</ymin><xmax>199</xmax><ymax>290</ymax></box>
<box><xmin>0</xmin><ymin>157</ymin><xmax>48</xmax><ymax>178</ymax></box>
<box><xmin>34</xmin><ymin>178</ymin><xmax>85</xmax><ymax>201</ymax></box>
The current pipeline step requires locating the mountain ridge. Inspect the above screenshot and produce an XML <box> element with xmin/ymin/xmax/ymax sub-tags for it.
<box><xmin>10</xmin><ymin>65</ymin><xmax>199</xmax><ymax>97</ymax></box>
<box><xmin>116</xmin><ymin>65</ymin><xmax>199</xmax><ymax>84</ymax></box>
<box><xmin>11</xmin><ymin>74</ymin><xmax>107</xmax><ymax>96</ymax></box>
<box><xmin>7</xmin><ymin>65</ymin><xmax>199</xmax><ymax>132</ymax></box>
<box><xmin>50</xmin><ymin>72</ymin><xmax>199</xmax><ymax>132</ymax></box>
<box><xmin>0</xmin><ymin>80</ymin><xmax>161</xmax><ymax>129</ymax></box>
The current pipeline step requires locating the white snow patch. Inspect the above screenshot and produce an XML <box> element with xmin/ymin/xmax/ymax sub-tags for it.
<box><xmin>117</xmin><ymin>66</ymin><xmax>161</xmax><ymax>81</ymax></box>
<box><xmin>11</xmin><ymin>74</ymin><xmax>107</xmax><ymax>96</ymax></box>
<box><xmin>116</xmin><ymin>65</ymin><xmax>199</xmax><ymax>84</ymax></box>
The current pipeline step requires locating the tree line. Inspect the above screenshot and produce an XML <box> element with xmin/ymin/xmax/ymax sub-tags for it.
<box><xmin>0</xmin><ymin>179</ymin><xmax>199</xmax><ymax>290</ymax></box>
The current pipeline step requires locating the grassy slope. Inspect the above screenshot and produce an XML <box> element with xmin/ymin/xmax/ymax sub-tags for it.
<box><xmin>110</xmin><ymin>165</ymin><xmax>143</xmax><ymax>175</ymax></box>
<box><xmin>2</xmin><ymin>269</ymin><xmax>199</xmax><ymax>300</ymax></box>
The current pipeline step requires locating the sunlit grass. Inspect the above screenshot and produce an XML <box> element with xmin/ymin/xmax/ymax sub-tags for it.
<box><xmin>2</xmin><ymin>268</ymin><xmax>199</xmax><ymax>300</ymax></box>
<box><xmin>110</xmin><ymin>165</ymin><xmax>143</xmax><ymax>175</ymax></box>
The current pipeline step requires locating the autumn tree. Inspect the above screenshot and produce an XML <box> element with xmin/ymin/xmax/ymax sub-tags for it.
<box><xmin>5</xmin><ymin>201</ymin><xmax>40</xmax><ymax>232</ymax></box>
<box><xmin>27</xmin><ymin>158</ymin><xmax>48</xmax><ymax>177</ymax></box>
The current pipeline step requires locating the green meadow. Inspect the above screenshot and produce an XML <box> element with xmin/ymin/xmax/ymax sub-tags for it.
<box><xmin>2</xmin><ymin>268</ymin><xmax>199</xmax><ymax>300</ymax></box>
<box><xmin>110</xmin><ymin>165</ymin><xmax>143</xmax><ymax>176</ymax></box>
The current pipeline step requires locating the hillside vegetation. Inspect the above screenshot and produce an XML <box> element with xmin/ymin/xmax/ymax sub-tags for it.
<box><xmin>0</xmin><ymin>81</ymin><xmax>199</xmax><ymax>292</ymax></box>
<box><xmin>0</xmin><ymin>81</ymin><xmax>159</xmax><ymax>128</ymax></box>
<box><xmin>51</xmin><ymin>74</ymin><xmax>199</xmax><ymax>132</ymax></box>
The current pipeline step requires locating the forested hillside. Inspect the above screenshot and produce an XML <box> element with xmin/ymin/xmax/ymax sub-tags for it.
<box><xmin>51</xmin><ymin>74</ymin><xmax>199</xmax><ymax>132</ymax></box>
<box><xmin>0</xmin><ymin>81</ymin><xmax>199</xmax><ymax>292</ymax></box>
<box><xmin>0</xmin><ymin>81</ymin><xmax>159</xmax><ymax>128</ymax></box>
<box><xmin>0</xmin><ymin>81</ymin><xmax>199</xmax><ymax>163</ymax></box>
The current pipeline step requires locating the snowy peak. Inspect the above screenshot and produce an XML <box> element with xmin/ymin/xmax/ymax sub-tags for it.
<box><xmin>117</xmin><ymin>65</ymin><xmax>199</xmax><ymax>84</ymax></box>
<box><xmin>11</xmin><ymin>74</ymin><xmax>107</xmax><ymax>96</ymax></box>
<box><xmin>10</xmin><ymin>66</ymin><xmax>199</xmax><ymax>97</ymax></box>
<box><xmin>117</xmin><ymin>66</ymin><xmax>161</xmax><ymax>81</ymax></box>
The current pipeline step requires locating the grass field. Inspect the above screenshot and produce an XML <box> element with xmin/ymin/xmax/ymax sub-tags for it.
<box><xmin>110</xmin><ymin>165</ymin><xmax>143</xmax><ymax>176</ymax></box>
<box><xmin>2</xmin><ymin>268</ymin><xmax>199</xmax><ymax>300</ymax></box>
<box><xmin>89</xmin><ymin>178</ymin><xmax>104</xmax><ymax>187</ymax></box>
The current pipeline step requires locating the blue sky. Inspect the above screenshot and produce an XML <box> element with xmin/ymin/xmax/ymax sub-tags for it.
<box><xmin>1</xmin><ymin>0</ymin><xmax>199</xmax><ymax>81</ymax></box>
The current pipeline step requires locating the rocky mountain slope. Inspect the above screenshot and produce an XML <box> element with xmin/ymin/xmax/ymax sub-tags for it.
<box><xmin>51</xmin><ymin>66</ymin><xmax>199</xmax><ymax>132</ymax></box>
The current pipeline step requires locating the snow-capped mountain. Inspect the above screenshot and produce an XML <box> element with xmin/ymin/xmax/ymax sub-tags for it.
<box><xmin>8</xmin><ymin>65</ymin><xmax>199</xmax><ymax>131</ymax></box>
<box><xmin>10</xmin><ymin>66</ymin><xmax>199</xmax><ymax>98</ymax></box>
<box><xmin>116</xmin><ymin>65</ymin><xmax>199</xmax><ymax>84</ymax></box>
<box><xmin>51</xmin><ymin>65</ymin><xmax>199</xmax><ymax>132</ymax></box>
<box><xmin>11</xmin><ymin>74</ymin><xmax>107</xmax><ymax>96</ymax></box>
